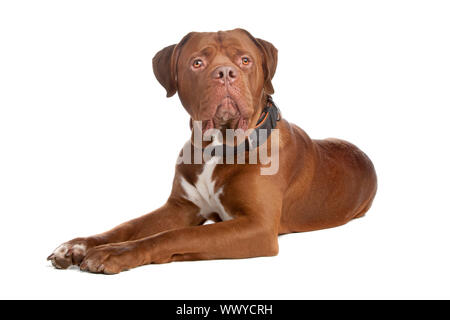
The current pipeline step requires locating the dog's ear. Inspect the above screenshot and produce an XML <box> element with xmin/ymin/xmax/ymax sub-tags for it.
<box><xmin>152</xmin><ymin>44</ymin><xmax>177</xmax><ymax>97</ymax></box>
<box><xmin>255</xmin><ymin>38</ymin><xmax>278</xmax><ymax>95</ymax></box>
<box><xmin>236</xmin><ymin>29</ymin><xmax>278</xmax><ymax>95</ymax></box>
<box><xmin>152</xmin><ymin>33</ymin><xmax>194</xmax><ymax>98</ymax></box>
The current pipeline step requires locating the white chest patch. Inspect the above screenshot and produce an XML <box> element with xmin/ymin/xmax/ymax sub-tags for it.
<box><xmin>180</xmin><ymin>156</ymin><xmax>233</xmax><ymax>221</ymax></box>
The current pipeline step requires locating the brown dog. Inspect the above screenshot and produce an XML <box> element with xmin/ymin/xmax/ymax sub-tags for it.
<box><xmin>48</xmin><ymin>28</ymin><xmax>377</xmax><ymax>274</ymax></box>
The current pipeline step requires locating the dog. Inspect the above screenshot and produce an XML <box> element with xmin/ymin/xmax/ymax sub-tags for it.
<box><xmin>48</xmin><ymin>28</ymin><xmax>377</xmax><ymax>274</ymax></box>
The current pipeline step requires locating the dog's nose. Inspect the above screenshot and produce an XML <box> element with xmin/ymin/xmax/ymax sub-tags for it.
<box><xmin>211</xmin><ymin>65</ymin><xmax>238</xmax><ymax>84</ymax></box>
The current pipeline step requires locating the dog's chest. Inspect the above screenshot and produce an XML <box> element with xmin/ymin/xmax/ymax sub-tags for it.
<box><xmin>180</xmin><ymin>157</ymin><xmax>232</xmax><ymax>221</ymax></box>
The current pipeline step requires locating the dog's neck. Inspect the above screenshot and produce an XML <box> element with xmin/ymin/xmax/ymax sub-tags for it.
<box><xmin>188</xmin><ymin>95</ymin><xmax>280</xmax><ymax>158</ymax></box>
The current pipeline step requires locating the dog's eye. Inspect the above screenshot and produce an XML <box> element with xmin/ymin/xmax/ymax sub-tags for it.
<box><xmin>193</xmin><ymin>59</ymin><xmax>204</xmax><ymax>68</ymax></box>
<box><xmin>242</xmin><ymin>57</ymin><xmax>250</xmax><ymax>65</ymax></box>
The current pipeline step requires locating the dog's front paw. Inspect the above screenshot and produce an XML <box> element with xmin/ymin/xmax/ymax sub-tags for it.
<box><xmin>80</xmin><ymin>243</ymin><xmax>140</xmax><ymax>275</ymax></box>
<box><xmin>47</xmin><ymin>238</ymin><xmax>90</xmax><ymax>269</ymax></box>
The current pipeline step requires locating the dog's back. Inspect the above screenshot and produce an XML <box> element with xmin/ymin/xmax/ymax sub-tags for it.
<box><xmin>279</xmin><ymin>121</ymin><xmax>377</xmax><ymax>233</ymax></box>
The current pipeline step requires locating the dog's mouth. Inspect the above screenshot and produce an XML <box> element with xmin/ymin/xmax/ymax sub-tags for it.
<box><xmin>202</xmin><ymin>96</ymin><xmax>249</xmax><ymax>133</ymax></box>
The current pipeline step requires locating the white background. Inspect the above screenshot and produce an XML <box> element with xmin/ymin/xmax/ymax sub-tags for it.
<box><xmin>1</xmin><ymin>0</ymin><xmax>449</xmax><ymax>299</ymax></box>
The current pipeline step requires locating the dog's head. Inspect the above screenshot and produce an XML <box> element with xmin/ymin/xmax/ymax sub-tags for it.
<box><xmin>152</xmin><ymin>28</ymin><xmax>278</xmax><ymax>133</ymax></box>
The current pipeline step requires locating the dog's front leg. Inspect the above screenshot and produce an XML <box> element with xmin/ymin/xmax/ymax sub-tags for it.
<box><xmin>80</xmin><ymin>217</ymin><xmax>279</xmax><ymax>274</ymax></box>
<box><xmin>47</xmin><ymin>198</ymin><xmax>202</xmax><ymax>269</ymax></box>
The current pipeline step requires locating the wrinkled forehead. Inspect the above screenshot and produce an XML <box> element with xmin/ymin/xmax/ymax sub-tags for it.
<box><xmin>180</xmin><ymin>30</ymin><xmax>261</xmax><ymax>60</ymax></box>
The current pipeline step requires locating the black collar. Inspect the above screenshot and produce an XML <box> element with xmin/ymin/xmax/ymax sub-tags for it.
<box><xmin>204</xmin><ymin>96</ymin><xmax>281</xmax><ymax>157</ymax></box>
